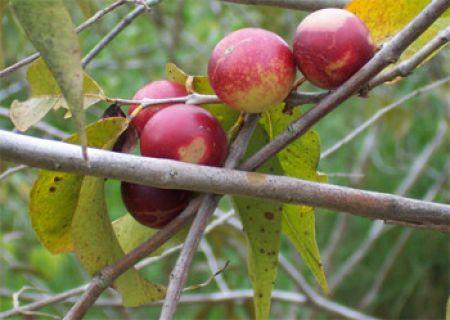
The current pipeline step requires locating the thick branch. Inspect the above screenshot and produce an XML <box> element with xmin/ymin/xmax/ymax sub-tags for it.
<box><xmin>1</xmin><ymin>130</ymin><xmax>449</xmax><ymax>230</ymax></box>
<box><xmin>219</xmin><ymin>0</ymin><xmax>348</xmax><ymax>11</ymax></box>
<box><xmin>240</xmin><ymin>0</ymin><xmax>450</xmax><ymax>171</ymax></box>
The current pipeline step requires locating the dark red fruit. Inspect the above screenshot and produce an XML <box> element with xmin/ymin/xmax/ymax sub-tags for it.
<box><xmin>293</xmin><ymin>9</ymin><xmax>376</xmax><ymax>89</ymax></box>
<box><xmin>128</xmin><ymin>80</ymin><xmax>187</xmax><ymax>134</ymax></box>
<box><xmin>121</xmin><ymin>182</ymin><xmax>190</xmax><ymax>229</ymax></box>
<box><xmin>140</xmin><ymin>104</ymin><xmax>228</xmax><ymax>167</ymax></box>
<box><xmin>208</xmin><ymin>28</ymin><xmax>295</xmax><ymax>113</ymax></box>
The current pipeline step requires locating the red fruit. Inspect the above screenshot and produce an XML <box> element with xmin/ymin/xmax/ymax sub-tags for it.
<box><xmin>293</xmin><ymin>9</ymin><xmax>376</xmax><ymax>89</ymax></box>
<box><xmin>140</xmin><ymin>104</ymin><xmax>228</xmax><ymax>167</ymax></box>
<box><xmin>128</xmin><ymin>80</ymin><xmax>187</xmax><ymax>134</ymax></box>
<box><xmin>208</xmin><ymin>28</ymin><xmax>295</xmax><ymax>113</ymax></box>
<box><xmin>121</xmin><ymin>182</ymin><xmax>190</xmax><ymax>229</ymax></box>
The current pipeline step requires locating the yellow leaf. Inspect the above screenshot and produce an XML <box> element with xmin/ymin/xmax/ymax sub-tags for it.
<box><xmin>347</xmin><ymin>0</ymin><xmax>449</xmax><ymax>61</ymax></box>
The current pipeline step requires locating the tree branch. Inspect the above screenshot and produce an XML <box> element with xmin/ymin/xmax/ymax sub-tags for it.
<box><xmin>329</xmin><ymin>120</ymin><xmax>448</xmax><ymax>290</ymax></box>
<box><xmin>368</xmin><ymin>26</ymin><xmax>450</xmax><ymax>89</ymax></box>
<box><xmin>1</xmin><ymin>130</ymin><xmax>449</xmax><ymax>230</ymax></box>
<box><xmin>240</xmin><ymin>0</ymin><xmax>450</xmax><ymax>171</ymax></box>
<box><xmin>219</xmin><ymin>0</ymin><xmax>348</xmax><ymax>11</ymax></box>
<box><xmin>82</xmin><ymin>0</ymin><xmax>162</xmax><ymax>67</ymax></box>
<box><xmin>320</xmin><ymin>76</ymin><xmax>450</xmax><ymax>159</ymax></box>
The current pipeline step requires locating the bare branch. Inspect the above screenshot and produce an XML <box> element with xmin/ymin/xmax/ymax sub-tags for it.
<box><xmin>321</xmin><ymin>76</ymin><xmax>450</xmax><ymax>159</ymax></box>
<box><xmin>82</xmin><ymin>0</ymin><xmax>162</xmax><ymax>67</ymax></box>
<box><xmin>0</xmin><ymin>164</ymin><xmax>27</xmax><ymax>182</ymax></box>
<box><xmin>0</xmin><ymin>0</ymin><xmax>129</xmax><ymax>78</ymax></box>
<box><xmin>200</xmin><ymin>239</ymin><xmax>230</xmax><ymax>292</ymax></box>
<box><xmin>0</xmin><ymin>289</ymin><xmax>308</xmax><ymax>318</ymax></box>
<box><xmin>358</xmin><ymin>166</ymin><xmax>448</xmax><ymax>308</ymax></box>
<box><xmin>279</xmin><ymin>255</ymin><xmax>379</xmax><ymax>320</ymax></box>
<box><xmin>240</xmin><ymin>0</ymin><xmax>450</xmax><ymax>171</ymax></box>
<box><xmin>1</xmin><ymin>129</ymin><xmax>449</xmax><ymax>230</ymax></box>
<box><xmin>369</xmin><ymin>26</ymin><xmax>450</xmax><ymax>89</ymax></box>
<box><xmin>322</xmin><ymin>127</ymin><xmax>378</xmax><ymax>271</ymax></box>
<box><xmin>219</xmin><ymin>0</ymin><xmax>348</xmax><ymax>11</ymax></box>
<box><xmin>329</xmin><ymin>120</ymin><xmax>448</xmax><ymax>290</ymax></box>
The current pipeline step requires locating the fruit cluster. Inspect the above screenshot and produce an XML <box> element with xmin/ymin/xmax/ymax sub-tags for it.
<box><xmin>121</xmin><ymin>8</ymin><xmax>375</xmax><ymax>228</ymax></box>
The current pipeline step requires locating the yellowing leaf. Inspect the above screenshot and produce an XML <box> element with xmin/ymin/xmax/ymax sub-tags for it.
<box><xmin>29</xmin><ymin>118</ymin><xmax>127</xmax><ymax>254</ymax></box>
<box><xmin>347</xmin><ymin>0</ymin><xmax>450</xmax><ymax>61</ymax></box>
<box><xmin>72</xmin><ymin>177</ymin><xmax>165</xmax><ymax>306</ymax></box>
<box><xmin>10</xmin><ymin>58</ymin><xmax>104</xmax><ymax>131</ymax></box>
<box><xmin>11</xmin><ymin>0</ymin><xmax>87</xmax><ymax>153</ymax></box>
<box><xmin>261</xmin><ymin>104</ymin><xmax>328</xmax><ymax>293</ymax></box>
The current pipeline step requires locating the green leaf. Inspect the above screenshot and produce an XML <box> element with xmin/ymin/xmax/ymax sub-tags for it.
<box><xmin>260</xmin><ymin>104</ymin><xmax>328</xmax><ymax>293</ymax></box>
<box><xmin>29</xmin><ymin>118</ymin><xmax>127</xmax><ymax>254</ymax></box>
<box><xmin>10</xmin><ymin>58</ymin><xmax>104</xmax><ymax>132</ymax></box>
<box><xmin>72</xmin><ymin>177</ymin><xmax>165</xmax><ymax>306</ymax></box>
<box><xmin>113</xmin><ymin>213</ymin><xmax>189</xmax><ymax>255</ymax></box>
<box><xmin>165</xmin><ymin>62</ymin><xmax>240</xmax><ymax>131</ymax></box>
<box><xmin>11</xmin><ymin>0</ymin><xmax>87</xmax><ymax>155</ymax></box>
<box><xmin>232</xmin><ymin>124</ymin><xmax>283</xmax><ymax>320</ymax></box>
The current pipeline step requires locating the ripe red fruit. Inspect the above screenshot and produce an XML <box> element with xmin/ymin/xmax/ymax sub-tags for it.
<box><xmin>293</xmin><ymin>9</ymin><xmax>376</xmax><ymax>89</ymax></box>
<box><xmin>121</xmin><ymin>182</ymin><xmax>190</xmax><ymax>229</ymax></box>
<box><xmin>208</xmin><ymin>28</ymin><xmax>295</xmax><ymax>113</ymax></box>
<box><xmin>128</xmin><ymin>80</ymin><xmax>187</xmax><ymax>134</ymax></box>
<box><xmin>140</xmin><ymin>104</ymin><xmax>228</xmax><ymax>167</ymax></box>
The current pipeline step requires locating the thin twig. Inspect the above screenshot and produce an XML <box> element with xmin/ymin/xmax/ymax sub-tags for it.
<box><xmin>329</xmin><ymin>120</ymin><xmax>448</xmax><ymax>290</ymax></box>
<box><xmin>321</xmin><ymin>76</ymin><xmax>450</xmax><ymax>159</ymax></box>
<box><xmin>200</xmin><ymin>239</ymin><xmax>230</xmax><ymax>292</ymax></box>
<box><xmin>369</xmin><ymin>26</ymin><xmax>450</xmax><ymax>89</ymax></box>
<box><xmin>0</xmin><ymin>0</ymin><xmax>128</xmax><ymax>78</ymax></box>
<box><xmin>82</xmin><ymin>0</ymin><xmax>162</xmax><ymax>67</ymax></box>
<box><xmin>358</xmin><ymin>166</ymin><xmax>448</xmax><ymax>309</ymax></box>
<box><xmin>322</xmin><ymin>127</ymin><xmax>378</xmax><ymax>271</ymax></box>
<box><xmin>219</xmin><ymin>0</ymin><xmax>348</xmax><ymax>11</ymax></box>
<box><xmin>0</xmin><ymin>289</ymin><xmax>308</xmax><ymax>318</ymax></box>
<box><xmin>279</xmin><ymin>255</ymin><xmax>379</xmax><ymax>320</ymax></box>
<box><xmin>0</xmin><ymin>164</ymin><xmax>28</xmax><ymax>182</ymax></box>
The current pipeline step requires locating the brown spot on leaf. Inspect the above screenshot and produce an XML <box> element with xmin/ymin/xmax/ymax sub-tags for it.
<box><xmin>54</xmin><ymin>176</ymin><xmax>62</xmax><ymax>182</ymax></box>
<box><xmin>264</xmin><ymin>212</ymin><xmax>274</xmax><ymax>220</ymax></box>
<box><xmin>49</xmin><ymin>186</ymin><xmax>56</xmax><ymax>193</ymax></box>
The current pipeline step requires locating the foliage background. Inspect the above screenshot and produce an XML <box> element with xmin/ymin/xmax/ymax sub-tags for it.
<box><xmin>0</xmin><ymin>0</ymin><xmax>449</xmax><ymax>319</ymax></box>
